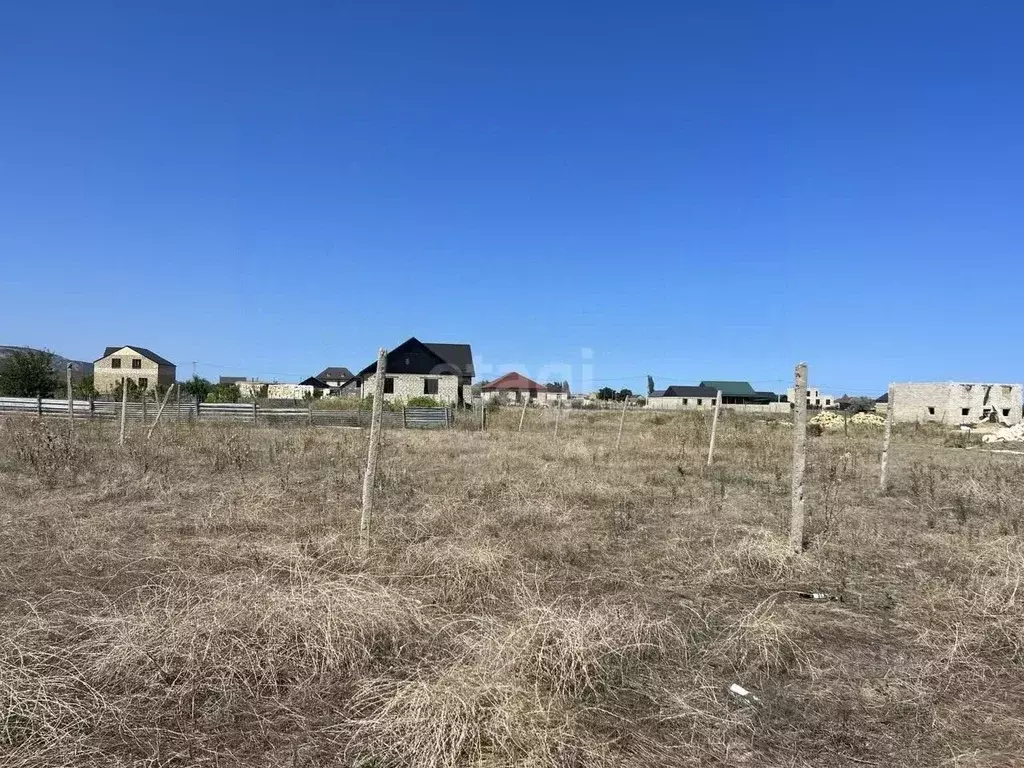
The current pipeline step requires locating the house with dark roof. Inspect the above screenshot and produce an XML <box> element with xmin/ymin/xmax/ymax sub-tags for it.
<box><xmin>648</xmin><ymin>380</ymin><xmax>786</xmax><ymax>412</ymax></box>
<box><xmin>93</xmin><ymin>346</ymin><xmax>176</xmax><ymax>394</ymax></box>
<box><xmin>343</xmin><ymin>337</ymin><xmax>474</xmax><ymax>406</ymax></box>
<box><xmin>315</xmin><ymin>367</ymin><xmax>353</xmax><ymax>389</ymax></box>
<box><xmin>481</xmin><ymin>372</ymin><xmax>567</xmax><ymax>405</ymax></box>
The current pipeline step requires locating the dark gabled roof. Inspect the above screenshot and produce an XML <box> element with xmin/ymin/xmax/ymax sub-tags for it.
<box><xmin>98</xmin><ymin>346</ymin><xmax>175</xmax><ymax>367</ymax></box>
<box><xmin>699</xmin><ymin>380</ymin><xmax>755</xmax><ymax>396</ymax></box>
<box><xmin>316</xmin><ymin>366</ymin><xmax>353</xmax><ymax>381</ymax></box>
<box><xmin>876</xmin><ymin>392</ymin><xmax>889</xmax><ymax>403</ymax></box>
<box><xmin>649</xmin><ymin>390</ymin><xmax>666</xmax><ymax>398</ymax></box>
<box><xmin>347</xmin><ymin>337</ymin><xmax>474</xmax><ymax>383</ymax></box>
<box><xmin>753</xmin><ymin>391</ymin><xmax>779</xmax><ymax>400</ymax></box>
<box><xmin>423</xmin><ymin>343</ymin><xmax>474</xmax><ymax>378</ymax></box>
<box><xmin>219</xmin><ymin>376</ymin><xmax>247</xmax><ymax>384</ymax></box>
<box><xmin>664</xmin><ymin>385</ymin><xmax>718</xmax><ymax>398</ymax></box>
<box><xmin>482</xmin><ymin>372</ymin><xmax>548</xmax><ymax>392</ymax></box>
<box><xmin>300</xmin><ymin>376</ymin><xmax>330</xmax><ymax>389</ymax></box>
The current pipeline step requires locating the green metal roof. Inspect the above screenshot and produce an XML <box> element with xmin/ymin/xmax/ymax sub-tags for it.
<box><xmin>699</xmin><ymin>380</ymin><xmax>756</xmax><ymax>396</ymax></box>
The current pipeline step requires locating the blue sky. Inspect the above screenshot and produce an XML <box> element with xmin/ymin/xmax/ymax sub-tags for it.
<box><xmin>2</xmin><ymin>2</ymin><xmax>1022</xmax><ymax>396</ymax></box>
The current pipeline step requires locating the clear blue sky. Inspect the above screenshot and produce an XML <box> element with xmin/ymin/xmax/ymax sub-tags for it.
<box><xmin>2</xmin><ymin>2</ymin><xmax>1022</xmax><ymax>396</ymax></box>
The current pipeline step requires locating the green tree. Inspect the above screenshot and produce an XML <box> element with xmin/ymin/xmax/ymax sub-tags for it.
<box><xmin>206</xmin><ymin>382</ymin><xmax>241</xmax><ymax>403</ymax></box>
<box><xmin>617</xmin><ymin>388</ymin><xmax>634</xmax><ymax>401</ymax></box>
<box><xmin>562</xmin><ymin>380</ymin><xmax>570</xmax><ymax>396</ymax></box>
<box><xmin>73</xmin><ymin>373</ymin><xmax>98</xmax><ymax>399</ymax></box>
<box><xmin>647</xmin><ymin>375</ymin><xmax>655</xmax><ymax>396</ymax></box>
<box><xmin>597</xmin><ymin>387</ymin><xmax>616</xmax><ymax>400</ymax></box>
<box><xmin>182</xmin><ymin>375</ymin><xmax>212</xmax><ymax>402</ymax></box>
<box><xmin>0</xmin><ymin>349</ymin><xmax>59</xmax><ymax>397</ymax></box>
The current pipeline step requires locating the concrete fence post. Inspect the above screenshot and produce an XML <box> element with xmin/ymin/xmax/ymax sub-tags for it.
<box><xmin>118</xmin><ymin>377</ymin><xmax>128</xmax><ymax>446</ymax></box>
<box><xmin>518</xmin><ymin>394</ymin><xmax>529</xmax><ymax>433</ymax></box>
<box><xmin>554</xmin><ymin>398</ymin><xmax>562</xmax><ymax>438</ymax></box>
<box><xmin>176</xmin><ymin>384</ymin><xmax>181</xmax><ymax>423</ymax></box>
<box><xmin>66</xmin><ymin>363</ymin><xmax>74</xmax><ymax>432</ymax></box>
<box><xmin>308</xmin><ymin>401</ymin><xmax>313</xmax><ymax>427</ymax></box>
<box><xmin>360</xmin><ymin>348</ymin><xmax>388</xmax><ymax>554</ymax></box>
<box><xmin>142</xmin><ymin>391</ymin><xmax>148</xmax><ymax>423</ymax></box>
<box><xmin>789</xmin><ymin>362</ymin><xmax>808</xmax><ymax>554</ymax></box>
<box><xmin>880</xmin><ymin>384</ymin><xmax>894</xmax><ymax>491</ymax></box>
<box><xmin>707</xmin><ymin>390</ymin><xmax>723</xmax><ymax>466</ymax></box>
<box><xmin>479</xmin><ymin>399</ymin><xmax>485</xmax><ymax>431</ymax></box>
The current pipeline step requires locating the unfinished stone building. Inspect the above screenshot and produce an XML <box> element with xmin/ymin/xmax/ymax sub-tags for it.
<box><xmin>890</xmin><ymin>382</ymin><xmax>1022</xmax><ymax>426</ymax></box>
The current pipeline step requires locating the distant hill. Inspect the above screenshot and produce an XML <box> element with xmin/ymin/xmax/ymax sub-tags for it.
<box><xmin>0</xmin><ymin>346</ymin><xmax>93</xmax><ymax>381</ymax></box>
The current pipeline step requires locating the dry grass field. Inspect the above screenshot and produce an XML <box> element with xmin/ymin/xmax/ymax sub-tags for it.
<box><xmin>2</xmin><ymin>409</ymin><xmax>1023</xmax><ymax>767</ymax></box>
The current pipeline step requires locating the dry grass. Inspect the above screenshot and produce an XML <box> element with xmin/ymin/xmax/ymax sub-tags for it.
<box><xmin>1</xmin><ymin>409</ymin><xmax>1023</xmax><ymax>766</ymax></box>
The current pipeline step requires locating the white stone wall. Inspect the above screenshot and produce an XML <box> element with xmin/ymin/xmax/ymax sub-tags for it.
<box><xmin>646</xmin><ymin>395</ymin><xmax>717</xmax><ymax>410</ymax></box>
<box><xmin>94</xmin><ymin>347</ymin><xmax>175</xmax><ymax>394</ymax></box>
<box><xmin>891</xmin><ymin>382</ymin><xmax>1022</xmax><ymax>426</ymax></box>
<box><xmin>361</xmin><ymin>373</ymin><xmax>460</xmax><ymax>405</ymax></box>
<box><xmin>647</xmin><ymin>398</ymin><xmax>788</xmax><ymax>414</ymax></box>
<box><xmin>481</xmin><ymin>389</ymin><xmax>567</xmax><ymax>405</ymax></box>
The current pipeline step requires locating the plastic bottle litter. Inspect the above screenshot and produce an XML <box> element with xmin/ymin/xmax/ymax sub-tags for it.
<box><xmin>797</xmin><ymin>591</ymin><xmax>839</xmax><ymax>602</ymax></box>
<box><xmin>728</xmin><ymin>683</ymin><xmax>761</xmax><ymax>703</ymax></box>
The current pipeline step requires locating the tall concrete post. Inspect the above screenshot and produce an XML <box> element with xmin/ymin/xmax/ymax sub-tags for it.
<box><xmin>615</xmin><ymin>396</ymin><xmax>629</xmax><ymax>451</ymax></box>
<box><xmin>360</xmin><ymin>348</ymin><xmax>388</xmax><ymax>554</ymax></box>
<box><xmin>880</xmin><ymin>384</ymin><xmax>894</xmax><ymax>491</ymax></box>
<box><xmin>707</xmin><ymin>390</ymin><xmax>723</xmax><ymax>466</ymax></box>
<box><xmin>789</xmin><ymin>362</ymin><xmax>808</xmax><ymax>554</ymax></box>
<box><xmin>66</xmin><ymin>363</ymin><xmax>74</xmax><ymax>432</ymax></box>
<box><xmin>118</xmin><ymin>377</ymin><xmax>128</xmax><ymax>446</ymax></box>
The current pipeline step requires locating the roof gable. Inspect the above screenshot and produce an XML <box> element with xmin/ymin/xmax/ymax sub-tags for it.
<box><xmin>482</xmin><ymin>372</ymin><xmax>547</xmax><ymax>391</ymax></box>
<box><xmin>98</xmin><ymin>346</ymin><xmax>175</xmax><ymax>367</ymax></box>
<box><xmin>350</xmin><ymin>337</ymin><xmax>473</xmax><ymax>380</ymax></box>
<box><xmin>699</xmin><ymin>380</ymin><xmax>755</xmax><ymax>396</ymax></box>
<box><xmin>664</xmin><ymin>385</ymin><xmax>718</xmax><ymax>398</ymax></box>
<box><xmin>316</xmin><ymin>366</ymin><xmax>353</xmax><ymax>381</ymax></box>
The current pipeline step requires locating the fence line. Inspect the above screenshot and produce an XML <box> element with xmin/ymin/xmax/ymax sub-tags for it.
<box><xmin>0</xmin><ymin>397</ymin><xmax>453</xmax><ymax>430</ymax></box>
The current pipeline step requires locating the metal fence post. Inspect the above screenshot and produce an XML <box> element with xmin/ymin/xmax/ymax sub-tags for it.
<box><xmin>89</xmin><ymin>397</ymin><xmax>95</xmax><ymax>420</ymax></box>
<box><xmin>36</xmin><ymin>394</ymin><xmax>42</xmax><ymax>418</ymax></box>
<box><xmin>253</xmin><ymin>400</ymin><xmax>258</xmax><ymax>425</ymax></box>
<box><xmin>402</xmin><ymin>407</ymin><xmax>408</xmax><ymax>429</ymax></box>
<box><xmin>176</xmin><ymin>384</ymin><xmax>181</xmax><ymax>422</ymax></box>
<box><xmin>142</xmin><ymin>392</ymin><xmax>148</xmax><ymax>423</ymax></box>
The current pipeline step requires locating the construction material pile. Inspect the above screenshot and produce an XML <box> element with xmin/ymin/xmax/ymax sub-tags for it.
<box><xmin>809</xmin><ymin>411</ymin><xmax>886</xmax><ymax>431</ymax></box>
<box><xmin>982</xmin><ymin>423</ymin><xmax>1024</xmax><ymax>443</ymax></box>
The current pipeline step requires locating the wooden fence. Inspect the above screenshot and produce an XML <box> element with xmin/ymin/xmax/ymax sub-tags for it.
<box><xmin>0</xmin><ymin>397</ymin><xmax>453</xmax><ymax>430</ymax></box>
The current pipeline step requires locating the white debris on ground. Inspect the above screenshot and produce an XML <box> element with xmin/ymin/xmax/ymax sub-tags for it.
<box><xmin>809</xmin><ymin>411</ymin><xmax>886</xmax><ymax>431</ymax></box>
<box><xmin>982</xmin><ymin>423</ymin><xmax>1024</xmax><ymax>443</ymax></box>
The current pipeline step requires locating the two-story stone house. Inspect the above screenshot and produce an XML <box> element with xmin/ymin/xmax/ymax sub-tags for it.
<box><xmin>93</xmin><ymin>346</ymin><xmax>176</xmax><ymax>394</ymax></box>
<box><xmin>343</xmin><ymin>337</ymin><xmax>473</xmax><ymax>406</ymax></box>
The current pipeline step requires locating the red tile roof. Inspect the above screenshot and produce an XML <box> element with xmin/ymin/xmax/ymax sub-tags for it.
<box><xmin>481</xmin><ymin>372</ymin><xmax>550</xmax><ymax>392</ymax></box>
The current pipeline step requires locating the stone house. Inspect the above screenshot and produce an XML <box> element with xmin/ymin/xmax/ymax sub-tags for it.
<box><xmin>481</xmin><ymin>372</ymin><xmax>567</xmax><ymax>405</ymax></box>
<box><xmin>314</xmin><ymin>367</ymin><xmax>353</xmax><ymax>394</ymax></box>
<box><xmin>93</xmin><ymin>346</ymin><xmax>175</xmax><ymax>394</ymax></box>
<box><xmin>344</xmin><ymin>337</ymin><xmax>474</xmax><ymax>406</ymax></box>
<box><xmin>785</xmin><ymin>385</ymin><xmax>836</xmax><ymax>409</ymax></box>
<box><xmin>889</xmin><ymin>382</ymin><xmax>1022</xmax><ymax>426</ymax></box>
